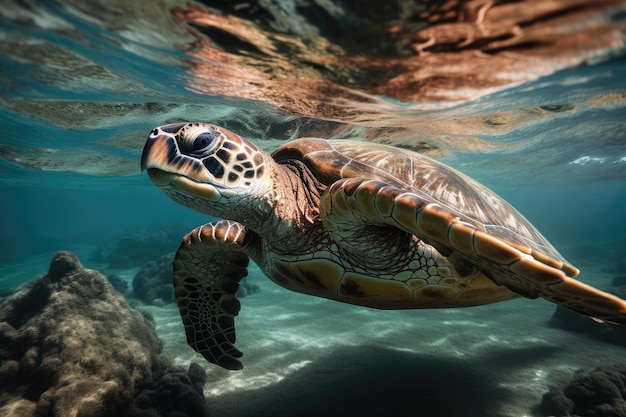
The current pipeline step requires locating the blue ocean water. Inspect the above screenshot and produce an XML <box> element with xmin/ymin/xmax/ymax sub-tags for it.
<box><xmin>1</xmin><ymin>1</ymin><xmax>626</xmax><ymax>416</ymax></box>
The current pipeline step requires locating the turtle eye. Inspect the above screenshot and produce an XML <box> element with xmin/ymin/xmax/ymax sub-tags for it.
<box><xmin>191</xmin><ymin>132</ymin><xmax>218</xmax><ymax>154</ymax></box>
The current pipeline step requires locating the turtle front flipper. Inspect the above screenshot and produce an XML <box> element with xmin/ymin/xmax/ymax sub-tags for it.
<box><xmin>174</xmin><ymin>220</ymin><xmax>253</xmax><ymax>370</ymax></box>
<box><xmin>320</xmin><ymin>178</ymin><xmax>626</xmax><ymax>324</ymax></box>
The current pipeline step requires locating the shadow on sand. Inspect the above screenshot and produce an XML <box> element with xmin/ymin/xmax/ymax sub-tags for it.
<box><xmin>206</xmin><ymin>343</ymin><xmax>562</xmax><ymax>417</ymax></box>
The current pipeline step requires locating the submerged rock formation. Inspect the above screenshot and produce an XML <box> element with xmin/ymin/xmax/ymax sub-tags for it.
<box><xmin>538</xmin><ymin>364</ymin><xmax>626</xmax><ymax>417</ymax></box>
<box><xmin>90</xmin><ymin>225</ymin><xmax>190</xmax><ymax>269</ymax></box>
<box><xmin>128</xmin><ymin>362</ymin><xmax>207</xmax><ymax>417</ymax></box>
<box><xmin>106</xmin><ymin>273</ymin><xmax>130</xmax><ymax>294</ymax></box>
<box><xmin>133</xmin><ymin>253</ymin><xmax>178</xmax><ymax>306</ymax></box>
<box><xmin>0</xmin><ymin>251</ymin><xmax>207</xmax><ymax>417</ymax></box>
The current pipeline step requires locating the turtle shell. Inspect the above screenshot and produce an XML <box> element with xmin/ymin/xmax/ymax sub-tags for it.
<box><xmin>272</xmin><ymin>138</ymin><xmax>577</xmax><ymax>276</ymax></box>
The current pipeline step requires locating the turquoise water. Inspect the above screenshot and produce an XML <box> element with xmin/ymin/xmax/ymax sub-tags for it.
<box><xmin>1</xmin><ymin>1</ymin><xmax>626</xmax><ymax>416</ymax></box>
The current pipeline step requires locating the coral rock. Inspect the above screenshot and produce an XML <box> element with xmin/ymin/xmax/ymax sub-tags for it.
<box><xmin>128</xmin><ymin>363</ymin><xmax>208</xmax><ymax>417</ymax></box>
<box><xmin>0</xmin><ymin>251</ymin><xmax>163</xmax><ymax>417</ymax></box>
<box><xmin>106</xmin><ymin>273</ymin><xmax>129</xmax><ymax>294</ymax></box>
<box><xmin>133</xmin><ymin>253</ymin><xmax>176</xmax><ymax>305</ymax></box>
<box><xmin>538</xmin><ymin>365</ymin><xmax>626</xmax><ymax>417</ymax></box>
<box><xmin>90</xmin><ymin>225</ymin><xmax>191</xmax><ymax>268</ymax></box>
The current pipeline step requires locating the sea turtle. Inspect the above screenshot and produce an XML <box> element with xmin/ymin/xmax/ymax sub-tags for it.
<box><xmin>141</xmin><ymin>122</ymin><xmax>626</xmax><ymax>370</ymax></box>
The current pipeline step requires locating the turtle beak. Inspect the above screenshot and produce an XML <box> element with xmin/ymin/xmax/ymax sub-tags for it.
<box><xmin>141</xmin><ymin>123</ymin><xmax>188</xmax><ymax>172</ymax></box>
<box><xmin>141</xmin><ymin>126</ymin><xmax>212</xmax><ymax>185</ymax></box>
<box><xmin>140</xmin><ymin>133</ymin><xmax>177</xmax><ymax>186</ymax></box>
<box><xmin>141</xmin><ymin>129</ymin><xmax>224</xmax><ymax>202</ymax></box>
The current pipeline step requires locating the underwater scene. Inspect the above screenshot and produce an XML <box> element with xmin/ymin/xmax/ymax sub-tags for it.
<box><xmin>1</xmin><ymin>0</ymin><xmax>626</xmax><ymax>416</ymax></box>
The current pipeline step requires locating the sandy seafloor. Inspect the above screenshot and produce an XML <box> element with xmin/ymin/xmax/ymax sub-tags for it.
<box><xmin>110</xmin><ymin>257</ymin><xmax>622</xmax><ymax>417</ymax></box>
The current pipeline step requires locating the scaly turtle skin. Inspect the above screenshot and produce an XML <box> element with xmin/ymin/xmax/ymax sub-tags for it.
<box><xmin>141</xmin><ymin>122</ymin><xmax>626</xmax><ymax>370</ymax></box>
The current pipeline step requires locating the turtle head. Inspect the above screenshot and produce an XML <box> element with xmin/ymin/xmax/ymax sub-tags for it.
<box><xmin>141</xmin><ymin>122</ymin><xmax>274</xmax><ymax>218</ymax></box>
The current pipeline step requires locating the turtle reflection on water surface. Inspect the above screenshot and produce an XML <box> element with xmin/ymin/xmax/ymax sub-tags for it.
<box><xmin>141</xmin><ymin>122</ymin><xmax>626</xmax><ymax>370</ymax></box>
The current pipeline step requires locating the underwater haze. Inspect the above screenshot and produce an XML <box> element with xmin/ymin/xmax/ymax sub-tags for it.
<box><xmin>1</xmin><ymin>1</ymin><xmax>626</xmax><ymax>416</ymax></box>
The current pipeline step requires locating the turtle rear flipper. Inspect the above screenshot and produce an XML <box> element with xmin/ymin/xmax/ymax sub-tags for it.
<box><xmin>321</xmin><ymin>177</ymin><xmax>626</xmax><ymax>324</ymax></box>
<box><xmin>487</xmin><ymin>255</ymin><xmax>626</xmax><ymax>325</ymax></box>
<box><xmin>174</xmin><ymin>220</ymin><xmax>252</xmax><ymax>370</ymax></box>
